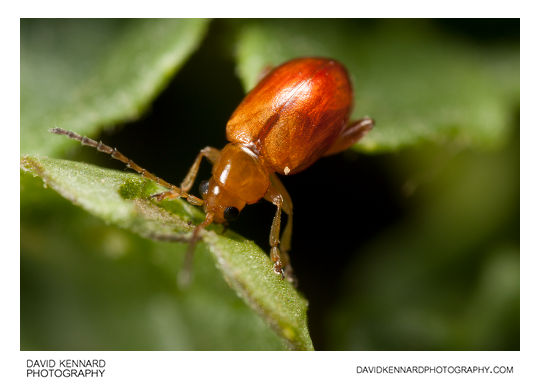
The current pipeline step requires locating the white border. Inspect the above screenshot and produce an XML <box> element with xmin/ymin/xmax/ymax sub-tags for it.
<box><xmin>19</xmin><ymin>351</ymin><xmax>522</xmax><ymax>383</ymax></box>
<box><xmin>6</xmin><ymin>2</ymin><xmax>537</xmax><ymax>383</ymax></box>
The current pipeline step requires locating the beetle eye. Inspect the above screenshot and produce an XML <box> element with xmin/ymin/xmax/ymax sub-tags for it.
<box><xmin>224</xmin><ymin>206</ymin><xmax>240</xmax><ymax>221</ymax></box>
<box><xmin>199</xmin><ymin>180</ymin><xmax>209</xmax><ymax>196</ymax></box>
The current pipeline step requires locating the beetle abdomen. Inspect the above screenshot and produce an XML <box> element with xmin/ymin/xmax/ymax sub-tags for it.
<box><xmin>226</xmin><ymin>58</ymin><xmax>353</xmax><ymax>175</ymax></box>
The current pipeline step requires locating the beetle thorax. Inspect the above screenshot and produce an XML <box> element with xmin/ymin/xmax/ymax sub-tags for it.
<box><xmin>204</xmin><ymin>143</ymin><xmax>270</xmax><ymax>223</ymax></box>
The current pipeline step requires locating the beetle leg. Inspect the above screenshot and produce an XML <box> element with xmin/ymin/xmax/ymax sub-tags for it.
<box><xmin>150</xmin><ymin>147</ymin><xmax>220</xmax><ymax>202</ymax></box>
<box><xmin>150</xmin><ymin>190</ymin><xmax>181</xmax><ymax>201</ymax></box>
<box><xmin>178</xmin><ymin>211</ymin><xmax>215</xmax><ymax>287</ymax></box>
<box><xmin>180</xmin><ymin>147</ymin><xmax>221</xmax><ymax>192</ymax></box>
<box><xmin>323</xmin><ymin>117</ymin><xmax>374</xmax><ymax>156</ymax></box>
<box><xmin>148</xmin><ymin>146</ymin><xmax>220</xmax><ymax>203</ymax></box>
<box><xmin>47</xmin><ymin>128</ymin><xmax>205</xmax><ymax>205</ymax></box>
<box><xmin>269</xmin><ymin>199</ymin><xmax>284</xmax><ymax>277</ymax></box>
<box><xmin>268</xmin><ymin>175</ymin><xmax>293</xmax><ymax>252</ymax></box>
<box><xmin>264</xmin><ymin>175</ymin><xmax>296</xmax><ymax>284</ymax></box>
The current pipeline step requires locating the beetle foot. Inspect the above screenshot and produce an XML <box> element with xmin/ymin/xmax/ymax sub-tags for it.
<box><xmin>270</xmin><ymin>247</ymin><xmax>284</xmax><ymax>278</ymax></box>
<box><xmin>150</xmin><ymin>190</ymin><xmax>180</xmax><ymax>201</ymax></box>
<box><xmin>274</xmin><ymin>267</ymin><xmax>285</xmax><ymax>280</ymax></box>
<box><xmin>283</xmin><ymin>265</ymin><xmax>298</xmax><ymax>287</ymax></box>
<box><xmin>270</xmin><ymin>247</ymin><xmax>298</xmax><ymax>284</ymax></box>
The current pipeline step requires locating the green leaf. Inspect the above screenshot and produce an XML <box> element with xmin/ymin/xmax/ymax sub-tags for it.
<box><xmin>21</xmin><ymin>19</ymin><xmax>209</xmax><ymax>156</ymax></box>
<box><xmin>233</xmin><ymin>19</ymin><xmax>519</xmax><ymax>152</ymax></box>
<box><xmin>20</xmin><ymin>155</ymin><xmax>313</xmax><ymax>351</ymax></box>
<box><xmin>21</xmin><ymin>172</ymin><xmax>287</xmax><ymax>350</ymax></box>
<box><xmin>21</xmin><ymin>172</ymin><xmax>285</xmax><ymax>350</ymax></box>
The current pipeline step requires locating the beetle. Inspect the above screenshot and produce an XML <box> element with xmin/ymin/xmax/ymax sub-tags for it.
<box><xmin>50</xmin><ymin>57</ymin><xmax>374</xmax><ymax>284</ymax></box>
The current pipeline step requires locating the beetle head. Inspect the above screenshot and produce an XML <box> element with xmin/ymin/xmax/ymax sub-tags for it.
<box><xmin>200</xmin><ymin>178</ymin><xmax>246</xmax><ymax>224</ymax></box>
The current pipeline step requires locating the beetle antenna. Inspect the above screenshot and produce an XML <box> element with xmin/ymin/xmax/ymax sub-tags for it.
<box><xmin>178</xmin><ymin>212</ymin><xmax>214</xmax><ymax>287</ymax></box>
<box><xmin>49</xmin><ymin>128</ymin><xmax>203</xmax><ymax>206</ymax></box>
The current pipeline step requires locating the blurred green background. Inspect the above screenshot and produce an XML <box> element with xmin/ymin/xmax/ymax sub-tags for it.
<box><xmin>20</xmin><ymin>19</ymin><xmax>519</xmax><ymax>350</ymax></box>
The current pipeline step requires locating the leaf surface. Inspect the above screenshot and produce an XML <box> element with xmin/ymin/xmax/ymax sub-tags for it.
<box><xmin>21</xmin><ymin>155</ymin><xmax>314</xmax><ymax>350</ymax></box>
<box><xmin>21</xmin><ymin>19</ymin><xmax>209</xmax><ymax>156</ymax></box>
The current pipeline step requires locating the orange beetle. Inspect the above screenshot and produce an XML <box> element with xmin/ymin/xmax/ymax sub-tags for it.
<box><xmin>51</xmin><ymin>57</ymin><xmax>374</xmax><ymax>284</ymax></box>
